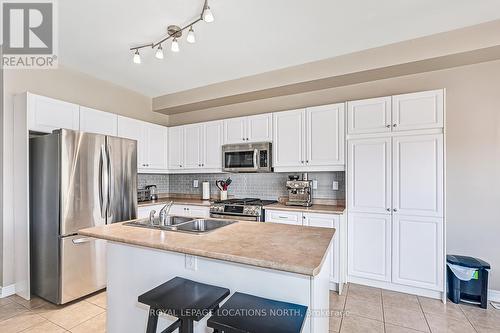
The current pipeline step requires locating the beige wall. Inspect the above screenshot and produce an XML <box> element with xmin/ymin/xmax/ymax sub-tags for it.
<box><xmin>168</xmin><ymin>60</ymin><xmax>500</xmax><ymax>290</ymax></box>
<box><xmin>0</xmin><ymin>66</ymin><xmax>168</xmax><ymax>287</ymax></box>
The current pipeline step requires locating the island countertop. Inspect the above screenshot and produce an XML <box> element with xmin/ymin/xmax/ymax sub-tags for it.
<box><xmin>79</xmin><ymin>220</ymin><xmax>335</xmax><ymax>276</ymax></box>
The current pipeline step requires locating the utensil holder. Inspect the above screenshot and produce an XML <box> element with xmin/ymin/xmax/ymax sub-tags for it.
<box><xmin>220</xmin><ymin>190</ymin><xmax>228</xmax><ymax>200</ymax></box>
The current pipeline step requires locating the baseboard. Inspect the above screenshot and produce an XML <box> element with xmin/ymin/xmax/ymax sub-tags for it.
<box><xmin>489</xmin><ymin>289</ymin><xmax>500</xmax><ymax>302</ymax></box>
<box><xmin>348</xmin><ymin>276</ymin><xmax>443</xmax><ymax>299</ymax></box>
<box><xmin>0</xmin><ymin>284</ymin><xmax>16</xmax><ymax>298</ymax></box>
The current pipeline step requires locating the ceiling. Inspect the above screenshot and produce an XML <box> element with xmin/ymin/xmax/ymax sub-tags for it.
<box><xmin>59</xmin><ymin>0</ymin><xmax>500</xmax><ymax>97</ymax></box>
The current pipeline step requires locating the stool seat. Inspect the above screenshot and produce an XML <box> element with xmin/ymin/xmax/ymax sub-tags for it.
<box><xmin>138</xmin><ymin>277</ymin><xmax>230</xmax><ymax>333</ymax></box>
<box><xmin>207</xmin><ymin>292</ymin><xmax>308</xmax><ymax>333</ymax></box>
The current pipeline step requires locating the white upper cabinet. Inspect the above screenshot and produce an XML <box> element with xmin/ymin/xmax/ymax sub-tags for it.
<box><xmin>79</xmin><ymin>106</ymin><xmax>117</xmax><ymax>136</ymax></box>
<box><xmin>348</xmin><ymin>212</ymin><xmax>392</xmax><ymax>282</ymax></box>
<box><xmin>27</xmin><ymin>93</ymin><xmax>80</xmax><ymax>133</ymax></box>
<box><xmin>203</xmin><ymin>120</ymin><xmax>223</xmax><ymax>170</ymax></box>
<box><xmin>306</xmin><ymin>103</ymin><xmax>345</xmax><ymax>167</ymax></box>
<box><xmin>168</xmin><ymin>126</ymin><xmax>184</xmax><ymax>170</ymax></box>
<box><xmin>223</xmin><ymin>113</ymin><xmax>273</xmax><ymax>144</ymax></box>
<box><xmin>348</xmin><ymin>137</ymin><xmax>392</xmax><ymax>214</ymax></box>
<box><xmin>183</xmin><ymin>124</ymin><xmax>203</xmax><ymax>169</ymax></box>
<box><xmin>273</xmin><ymin>104</ymin><xmax>345</xmax><ymax>172</ymax></box>
<box><xmin>347</xmin><ymin>90</ymin><xmax>444</xmax><ymax>135</ymax></box>
<box><xmin>392</xmin><ymin>134</ymin><xmax>443</xmax><ymax>217</ymax></box>
<box><xmin>117</xmin><ymin>116</ymin><xmax>168</xmax><ymax>173</ymax></box>
<box><xmin>392</xmin><ymin>215</ymin><xmax>443</xmax><ymax>291</ymax></box>
<box><xmin>246</xmin><ymin>114</ymin><xmax>273</xmax><ymax>142</ymax></box>
<box><xmin>273</xmin><ymin>109</ymin><xmax>306</xmax><ymax>169</ymax></box>
<box><xmin>347</xmin><ymin>96</ymin><xmax>391</xmax><ymax>135</ymax></box>
<box><xmin>392</xmin><ymin>90</ymin><xmax>444</xmax><ymax>131</ymax></box>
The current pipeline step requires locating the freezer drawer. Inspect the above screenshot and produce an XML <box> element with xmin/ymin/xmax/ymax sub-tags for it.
<box><xmin>60</xmin><ymin>235</ymin><xmax>106</xmax><ymax>304</ymax></box>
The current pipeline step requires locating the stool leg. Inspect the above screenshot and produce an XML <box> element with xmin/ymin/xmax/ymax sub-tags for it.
<box><xmin>179</xmin><ymin>319</ymin><xmax>194</xmax><ymax>333</ymax></box>
<box><xmin>146</xmin><ymin>307</ymin><xmax>159</xmax><ymax>333</ymax></box>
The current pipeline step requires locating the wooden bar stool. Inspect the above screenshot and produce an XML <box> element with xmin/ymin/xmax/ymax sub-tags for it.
<box><xmin>207</xmin><ymin>292</ymin><xmax>308</xmax><ymax>333</ymax></box>
<box><xmin>138</xmin><ymin>277</ymin><xmax>230</xmax><ymax>333</ymax></box>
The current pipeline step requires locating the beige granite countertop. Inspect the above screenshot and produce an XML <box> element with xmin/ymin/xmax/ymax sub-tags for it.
<box><xmin>265</xmin><ymin>203</ymin><xmax>345</xmax><ymax>214</ymax></box>
<box><xmin>79</xmin><ymin>220</ymin><xmax>335</xmax><ymax>276</ymax></box>
<box><xmin>138</xmin><ymin>197</ymin><xmax>211</xmax><ymax>207</ymax></box>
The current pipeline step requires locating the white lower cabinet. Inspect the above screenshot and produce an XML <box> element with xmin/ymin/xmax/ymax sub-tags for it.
<box><xmin>265</xmin><ymin>209</ymin><xmax>344</xmax><ymax>290</ymax></box>
<box><xmin>347</xmin><ymin>212</ymin><xmax>392</xmax><ymax>282</ymax></box>
<box><xmin>392</xmin><ymin>214</ymin><xmax>443</xmax><ymax>290</ymax></box>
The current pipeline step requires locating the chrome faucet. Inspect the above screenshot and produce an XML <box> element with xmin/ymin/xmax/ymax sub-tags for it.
<box><xmin>149</xmin><ymin>210</ymin><xmax>156</xmax><ymax>224</ymax></box>
<box><xmin>159</xmin><ymin>201</ymin><xmax>174</xmax><ymax>226</ymax></box>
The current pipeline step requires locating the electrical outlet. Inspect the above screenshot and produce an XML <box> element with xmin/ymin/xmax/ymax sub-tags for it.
<box><xmin>185</xmin><ymin>255</ymin><xmax>198</xmax><ymax>271</ymax></box>
<box><xmin>312</xmin><ymin>180</ymin><xmax>318</xmax><ymax>190</ymax></box>
<box><xmin>193</xmin><ymin>180</ymin><xmax>199</xmax><ymax>188</ymax></box>
<box><xmin>332</xmin><ymin>181</ymin><xmax>339</xmax><ymax>191</ymax></box>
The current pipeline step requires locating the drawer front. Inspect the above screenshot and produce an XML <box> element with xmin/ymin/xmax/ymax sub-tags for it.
<box><xmin>265</xmin><ymin>210</ymin><xmax>303</xmax><ymax>225</ymax></box>
<box><xmin>137</xmin><ymin>204</ymin><xmax>165</xmax><ymax>219</ymax></box>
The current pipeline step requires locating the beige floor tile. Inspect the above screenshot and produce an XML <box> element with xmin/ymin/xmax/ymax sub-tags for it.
<box><xmin>425</xmin><ymin>313</ymin><xmax>476</xmax><ymax>333</ymax></box>
<box><xmin>460</xmin><ymin>304</ymin><xmax>500</xmax><ymax>329</ymax></box>
<box><xmin>0</xmin><ymin>303</ymin><xmax>29</xmax><ymax>322</ymax></box>
<box><xmin>382</xmin><ymin>290</ymin><xmax>421</xmax><ymax>312</ymax></box>
<box><xmin>347</xmin><ymin>284</ymin><xmax>382</xmax><ymax>303</ymax></box>
<box><xmin>0</xmin><ymin>297</ymin><xmax>14</xmax><ymax>306</ymax></box>
<box><xmin>39</xmin><ymin>301</ymin><xmax>104</xmax><ymax>330</ymax></box>
<box><xmin>0</xmin><ymin>312</ymin><xmax>47</xmax><ymax>333</ymax></box>
<box><xmin>9</xmin><ymin>295</ymin><xmax>51</xmax><ymax>310</ymax></box>
<box><xmin>345</xmin><ymin>296</ymin><xmax>383</xmax><ymax>321</ymax></box>
<box><xmin>329</xmin><ymin>313</ymin><xmax>343</xmax><ymax>332</ymax></box>
<box><xmin>84</xmin><ymin>292</ymin><xmax>107</xmax><ymax>309</ymax></box>
<box><xmin>418</xmin><ymin>297</ymin><xmax>467</xmax><ymax>322</ymax></box>
<box><xmin>474</xmin><ymin>323</ymin><xmax>500</xmax><ymax>332</ymax></box>
<box><xmin>21</xmin><ymin>320</ymin><xmax>66</xmax><ymax>333</ymax></box>
<box><xmin>330</xmin><ymin>291</ymin><xmax>346</xmax><ymax>311</ymax></box>
<box><xmin>340</xmin><ymin>314</ymin><xmax>384</xmax><ymax>333</ymax></box>
<box><xmin>385</xmin><ymin>323</ymin><xmax>426</xmax><ymax>333</ymax></box>
<box><xmin>384</xmin><ymin>305</ymin><xmax>429</xmax><ymax>332</ymax></box>
<box><xmin>70</xmin><ymin>312</ymin><xmax>106</xmax><ymax>333</ymax></box>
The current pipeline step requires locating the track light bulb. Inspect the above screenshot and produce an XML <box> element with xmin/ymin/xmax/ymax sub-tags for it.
<box><xmin>155</xmin><ymin>44</ymin><xmax>164</xmax><ymax>59</ymax></box>
<box><xmin>187</xmin><ymin>26</ymin><xmax>196</xmax><ymax>44</ymax></box>
<box><xmin>203</xmin><ymin>5</ymin><xmax>214</xmax><ymax>23</ymax></box>
<box><xmin>171</xmin><ymin>38</ymin><xmax>180</xmax><ymax>52</ymax></box>
<box><xmin>133</xmin><ymin>50</ymin><xmax>141</xmax><ymax>64</ymax></box>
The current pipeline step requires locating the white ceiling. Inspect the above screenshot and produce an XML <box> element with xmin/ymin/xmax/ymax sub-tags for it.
<box><xmin>59</xmin><ymin>0</ymin><xmax>500</xmax><ymax>97</ymax></box>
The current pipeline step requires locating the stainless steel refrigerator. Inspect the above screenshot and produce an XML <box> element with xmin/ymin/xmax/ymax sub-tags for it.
<box><xmin>29</xmin><ymin>129</ymin><xmax>137</xmax><ymax>304</ymax></box>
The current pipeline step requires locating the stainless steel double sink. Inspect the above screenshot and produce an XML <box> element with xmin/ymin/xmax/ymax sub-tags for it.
<box><xmin>124</xmin><ymin>216</ymin><xmax>236</xmax><ymax>234</ymax></box>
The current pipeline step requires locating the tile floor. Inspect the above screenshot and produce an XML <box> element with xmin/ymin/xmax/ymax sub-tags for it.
<box><xmin>1</xmin><ymin>284</ymin><xmax>499</xmax><ymax>332</ymax></box>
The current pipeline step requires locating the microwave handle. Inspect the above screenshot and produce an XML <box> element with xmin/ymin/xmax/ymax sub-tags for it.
<box><xmin>253</xmin><ymin>149</ymin><xmax>259</xmax><ymax>169</ymax></box>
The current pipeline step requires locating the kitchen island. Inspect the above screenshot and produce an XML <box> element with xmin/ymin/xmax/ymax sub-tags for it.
<box><xmin>79</xmin><ymin>220</ymin><xmax>335</xmax><ymax>333</ymax></box>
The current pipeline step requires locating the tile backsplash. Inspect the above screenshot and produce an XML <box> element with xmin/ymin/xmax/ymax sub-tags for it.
<box><xmin>139</xmin><ymin>172</ymin><xmax>345</xmax><ymax>201</ymax></box>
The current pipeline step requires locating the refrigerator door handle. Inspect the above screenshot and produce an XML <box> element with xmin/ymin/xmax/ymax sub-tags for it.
<box><xmin>106</xmin><ymin>144</ymin><xmax>112</xmax><ymax>218</ymax></box>
<box><xmin>98</xmin><ymin>145</ymin><xmax>106</xmax><ymax>219</ymax></box>
<box><xmin>100</xmin><ymin>144</ymin><xmax>110</xmax><ymax>219</ymax></box>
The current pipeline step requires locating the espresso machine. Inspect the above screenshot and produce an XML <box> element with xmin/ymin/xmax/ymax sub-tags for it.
<box><xmin>286</xmin><ymin>174</ymin><xmax>313</xmax><ymax>207</ymax></box>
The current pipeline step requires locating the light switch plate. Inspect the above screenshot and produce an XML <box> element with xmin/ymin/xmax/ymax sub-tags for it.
<box><xmin>312</xmin><ymin>180</ymin><xmax>318</xmax><ymax>190</ymax></box>
<box><xmin>332</xmin><ymin>181</ymin><xmax>339</xmax><ymax>191</ymax></box>
<box><xmin>185</xmin><ymin>255</ymin><xmax>198</xmax><ymax>271</ymax></box>
<box><xmin>193</xmin><ymin>180</ymin><xmax>199</xmax><ymax>188</ymax></box>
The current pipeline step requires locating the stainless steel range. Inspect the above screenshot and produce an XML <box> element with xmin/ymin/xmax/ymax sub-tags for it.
<box><xmin>210</xmin><ymin>198</ymin><xmax>277</xmax><ymax>222</ymax></box>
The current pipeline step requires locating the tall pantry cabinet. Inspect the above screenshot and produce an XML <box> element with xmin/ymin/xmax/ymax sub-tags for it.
<box><xmin>346</xmin><ymin>89</ymin><xmax>445</xmax><ymax>297</ymax></box>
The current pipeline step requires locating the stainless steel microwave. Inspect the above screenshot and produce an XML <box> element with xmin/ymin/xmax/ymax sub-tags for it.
<box><xmin>222</xmin><ymin>142</ymin><xmax>272</xmax><ymax>173</ymax></box>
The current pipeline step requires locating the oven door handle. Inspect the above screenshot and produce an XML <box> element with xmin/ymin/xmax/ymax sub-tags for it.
<box><xmin>210</xmin><ymin>213</ymin><xmax>261</xmax><ymax>222</ymax></box>
<box><xmin>253</xmin><ymin>149</ymin><xmax>259</xmax><ymax>169</ymax></box>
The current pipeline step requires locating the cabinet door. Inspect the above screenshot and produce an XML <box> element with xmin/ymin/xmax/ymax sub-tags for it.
<box><xmin>188</xmin><ymin>206</ymin><xmax>210</xmax><ymax>218</ymax></box>
<box><xmin>347</xmin><ymin>97</ymin><xmax>391</xmax><ymax>135</ymax></box>
<box><xmin>392</xmin><ymin>215</ymin><xmax>443</xmax><ymax>290</ymax></box>
<box><xmin>348</xmin><ymin>212</ymin><xmax>391</xmax><ymax>282</ymax></box>
<box><xmin>306</xmin><ymin>103</ymin><xmax>344</xmax><ymax>167</ymax></box>
<box><xmin>169</xmin><ymin>204</ymin><xmax>188</xmax><ymax>216</ymax></box>
<box><xmin>223</xmin><ymin>117</ymin><xmax>246</xmax><ymax>144</ymax></box>
<box><xmin>168</xmin><ymin>126</ymin><xmax>184</xmax><ymax>170</ymax></box>
<box><xmin>203</xmin><ymin>120</ymin><xmax>223</xmax><ymax>170</ymax></box>
<box><xmin>265</xmin><ymin>210</ymin><xmax>303</xmax><ymax>225</ymax></box>
<box><xmin>145</xmin><ymin>124</ymin><xmax>168</xmax><ymax>171</ymax></box>
<box><xmin>183</xmin><ymin>124</ymin><xmax>203</xmax><ymax>169</ymax></box>
<box><xmin>392</xmin><ymin>90</ymin><xmax>444</xmax><ymax>131</ymax></box>
<box><xmin>117</xmin><ymin>116</ymin><xmax>148</xmax><ymax>169</ymax></box>
<box><xmin>392</xmin><ymin>134</ymin><xmax>443</xmax><ymax>217</ymax></box>
<box><xmin>79</xmin><ymin>107</ymin><xmax>117</xmax><ymax>136</ymax></box>
<box><xmin>138</xmin><ymin>204</ymin><xmax>165</xmax><ymax>219</ymax></box>
<box><xmin>348</xmin><ymin>137</ymin><xmax>391</xmax><ymax>214</ymax></box>
<box><xmin>27</xmin><ymin>93</ymin><xmax>80</xmax><ymax>133</ymax></box>
<box><xmin>304</xmin><ymin>213</ymin><xmax>339</xmax><ymax>284</ymax></box>
<box><xmin>247</xmin><ymin>113</ymin><xmax>272</xmax><ymax>142</ymax></box>
<box><xmin>273</xmin><ymin>109</ymin><xmax>306</xmax><ymax>169</ymax></box>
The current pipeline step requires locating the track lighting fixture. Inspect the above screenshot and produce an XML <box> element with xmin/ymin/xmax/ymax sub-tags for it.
<box><xmin>171</xmin><ymin>38</ymin><xmax>180</xmax><ymax>53</ymax></box>
<box><xmin>133</xmin><ymin>49</ymin><xmax>141</xmax><ymax>64</ymax></box>
<box><xmin>155</xmin><ymin>44</ymin><xmax>164</xmax><ymax>59</ymax></box>
<box><xmin>187</xmin><ymin>26</ymin><xmax>196</xmax><ymax>44</ymax></box>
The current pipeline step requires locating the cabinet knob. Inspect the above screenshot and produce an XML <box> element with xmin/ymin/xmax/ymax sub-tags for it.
<box><xmin>386</xmin><ymin>208</ymin><xmax>390</xmax><ymax>212</ymax></box>
<box><xmin>246</xmin><ymin>138</ymin><xmax>249</xmax><ymax>141</ymax></box>
<box><xmin>202</xmin><ymin>164</ymin><xmax>204</xmax><ymax>167</ymax></box>
<box><xmin>306</xmin><ymin>160</ymin><xmax>309</xmax><ymax>164</ymax></box>
<box><xmin>393</xmin><ymin>124</ymin><xmax>397</xmax><ymax>127</ymax></box>
<box><xmin>301</xmin><ymin>161</ymin><xmax>304</xmax><ymax>164</ymax></box>
<box><xmin>393</xmin><ymin>208</ymin><xmax>398</xmax><ymax>212</ymax></box>
<box><xmin>386</xmin><ymin>125</ymin><xmax>391</xmax><ymax>128</ymax></box>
